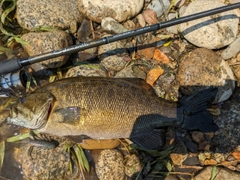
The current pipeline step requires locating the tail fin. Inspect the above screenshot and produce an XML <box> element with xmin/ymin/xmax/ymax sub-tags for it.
<box><xmin>180</xmin><ymin>88</ymin><xmax>219</xmax><ymax>132</ymax></box>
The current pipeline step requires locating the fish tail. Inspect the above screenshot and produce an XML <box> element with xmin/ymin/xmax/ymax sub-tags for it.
<box><xmin>180</xmin><ymin>88</ymin><xmax>219</xmax><ymax>132</ymax></box>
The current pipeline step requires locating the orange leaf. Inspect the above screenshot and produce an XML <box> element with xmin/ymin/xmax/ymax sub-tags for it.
<box><xmin>146</xmin><ymin>67</ymin><xmax>164</xmax><ymax>86</ymax></box>
<box><xmin>142</xmin><ymin>9</ymin><xmax>158</xmax><ymax>25</ymax></box>
<box><xmin>137</xmin><ymin>47</ymin><xmax>155</xmax><ymax>59</ymax></box>
<box><xmin>204</xmin><ymin>159</ymin><xmax>217</xmax><ymax>165</ymax></box>
<box><xmin>153</xmin><ymin>49</ymin><xmax>170</xmax><ymax>64</ymax></box>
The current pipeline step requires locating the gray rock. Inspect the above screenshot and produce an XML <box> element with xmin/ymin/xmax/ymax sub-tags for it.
<box><xmin>195</xmin><ymin>166</ymin><xmax>240</xmax><ymax>180</ymax></box>
<box><xmin>166</xmin><ymin>13</ymin><xmax>178</xmax><ymax>34</ymax></box>
<box><xmin>221</xmin><ymin>36</ymin><xmax>240</xmax><ymax>60</ymax></box>
<box><xmin>21</xmin><ymin>30</ymin><xmax>73</xmax><ymax>68</ymax></box>
<box><xmin>99</xmin><ymin>34</ymin><xmax>128</xmax><ymax>72</ymax></box>
<box><xmin>147</xmin><ymin>0</ymin><xmax>170</xmax><ymax>17</ymax></box>
<box><xmin>16</xmin><ymin>0</ymin><xmax>82</xmax><ymax>30</ymax></box>
<box><xmin>176</xmin><ymin>48</ymin><xmax>235</xmax><ymax>103</ymax></box>
<box><xmin>78</xmin><ymin>0</ymin><xmax>144</xmax><ymax>23</ymax></box>
<box><xmin>101</xmin><ymin>17</ymin><xmax>129</xmax><ymax>34</ymax></box>
<box><xmin>114</xmin><ymin>65</ymin><xmax>135</xmax><ymax>78</ymax></box>
<box><xmin>65</xmin><ymin>64</ymin><xmax>107</xmax><ymax>78</ymax></box>
<box><xmin>179</xmin><ymin>0</ymin><xmax>239</xmax><ymax>49</ymax></box>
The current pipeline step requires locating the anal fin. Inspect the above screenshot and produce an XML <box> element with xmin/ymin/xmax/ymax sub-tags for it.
<box><xmin>130</xmin><ymin>128</ymin><xmax>166</xmax><ymax>150</ymax></box>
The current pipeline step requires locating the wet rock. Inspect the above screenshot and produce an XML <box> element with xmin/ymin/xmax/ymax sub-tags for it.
<box><xmin>179</xmin><ymin>0</ymin><xmax>239</xmax><ymax>49</ymax></box>
<box><xmin>147</xmin><ymin>0</ymin><xmax>170</xmax><ymax>17</ymax></box>
<box><xmin>16</xmin><ymin>0</ymin><xmax>82</xmax><ymax>30</ymax></box>
<box><xmin>101</xmin><ymin>17</ymin><xmax>129</xmax><ymax>34</ymax></box>
<box><xmin>221</xmin><ymin>36</ymin><xmax>240</xmax><ymax>60</ymax></box>
<box><xmin>96</xmin><ymin>149</ymin><xmax>125</xmax><ymax>180</ymax></box>
<box><xmin>99</xmin><ymin>34</ymin><xmax>128</xmax><ymax>72</ymax></box>
<box><xmin>78</xmin><ymin>0</ymin><xmax>144</xmax><ymax>23</ymax></box>
<box><xmin>177</xmin><ymin>48</ymin><xmax>235</xmax><ymax>103</ymax></box>
<box><xmin>65</xmin><ymin>64</ymin><xmax>107</xmax><ymax>77</ymax></box>
<box><xmin>195</xmin><ymin>166</ymin><xmax>240</xmax><ymax>180</ymax></box>
<box><xmin>21</xmin><ymin>30</ymin><xmax>73</xmax><ymax>68</ymax></box>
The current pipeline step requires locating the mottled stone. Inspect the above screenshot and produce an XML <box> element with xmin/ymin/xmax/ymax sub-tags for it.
<box><xmin>179</xmin><ymin>0</ymin><xmax>239</xmax><ymax>49</ymax></box>
<box><xmin>16</xmin><ymin>0</ymin><xmax>82</xmax><ymax>30</ymax></box>
<box><xmin>65</xmin><ymin>64</ymin><xmax>107</xmax><ymax>78</ymax></box>
<box><xmin>221</xmin><ymin>36</ymin><xmax>240</xmax><ymax>60</ymax></box>
<box><xmin>177</xmin><ymin>48</ymin><xmax>235</xmax><ymax>103</ymax></box>
<box><xmin>195</xmin><ymin>166</ymin><xmax>240</xmax><ymax>180</ymax></box>
<box><xmin>147</xmin><ymin>0</ymin><xmax>170</xmax><ymax>17</ymax></box>
<box><xmin>101</xmin><ymin>17</ymin><xmax>129</xmax><ymax>34</ymax></box>
<box><xmin>96</xmin><ymin>149</ymin><xmax>125</xmax><ymax>180</ymax></box>
<box><xmin>78</xmin><ymin>0</ymin><xmax>144</xmax><ymax>23</ymax></box>
<box><xmin>21</xmin><ymin>30</ymin><xmax>73</xmax><ymax>68</ymax></box>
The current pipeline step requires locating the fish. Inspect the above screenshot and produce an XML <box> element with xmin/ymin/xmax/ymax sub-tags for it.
<box><xmin>5</xmin><ymin>77</ymin><xmax>218</xmax><ymax>149</ymax></box>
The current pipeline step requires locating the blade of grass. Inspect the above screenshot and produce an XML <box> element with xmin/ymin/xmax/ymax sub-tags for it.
<box><xmin>1</xmin><ymin>0</ymin><xmax>16</xmax><ymax>24</ymax></box>
<box><xmin>210</xmin><ymin>166</ymin><xmax>217</xmax><ymax>180</ymax></box>
<box><xmin>0</xmin><ymin>140</ymin><xmax>5</xmax><ymax>173</ymax></box>
<box><xmin>6</xmin><ymin>130</ymin><xmax>40</xmax><ymax>142</ymax></box>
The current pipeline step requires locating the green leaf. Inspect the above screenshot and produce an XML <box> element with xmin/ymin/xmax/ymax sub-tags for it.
<box><xmin>210</xmin><ymin>166</ymin><xmax>217</xmax><ymax>180</ymax></box>
<box><xmin>14</xmin><ymin>37</ymin><xmax>29</xmax><ymax>45</ymax></box>
<box><xmin>73</xmin><ymin>144</ymin><xmax>90</xmax><ymax>173</ymax></box>
<box><xmin>0</xmin><ymin>46</ymin><xmax>13</xmax><ymax>53</ymax></box>
<box><xmin>6</xmin><ymin>130</ymin><xmax>40</xmax><ymax>142</ymax></box>
<box><xmin>0</xmin><ymin>140</ymin><xmax>5</xmax><ymax>173</ymax></box>
<box><xmin>1</xmin><ymin>0</ymin><xmax>16</xmax><ymax>25</ymax></box>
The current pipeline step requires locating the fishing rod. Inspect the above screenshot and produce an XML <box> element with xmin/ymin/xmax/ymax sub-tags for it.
<box><xmin>0</xmin><ymin>3</ymin><xmax>240</xmax><ymax>75</ymax></box>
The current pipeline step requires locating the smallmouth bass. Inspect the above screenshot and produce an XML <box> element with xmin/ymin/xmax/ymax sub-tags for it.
<box><xmin>5</xmin><ymin>77</ymin><xmax>218</xmax><ymax>149</ymax></box>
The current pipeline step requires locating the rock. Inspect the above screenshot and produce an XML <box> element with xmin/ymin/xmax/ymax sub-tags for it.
<box><xmin>124</xmin><ymin>154</ymin><xmax>142</xmax><ymax>177</ymax></box>
<box><xmin>78</xmin><ymin>0</ymin><xmax>144</xmax><ymax>23</ymax></box>
<box><xmin>177</xmin><ymin>48</ymin><xmax>235</xmax><ymax>103</ymax></box>
<box><xmin>16</xmin><ymin>0</ymin><xmax>82</xmax><ymax>30</ymax></box>
<box><xmin>195</xmin><ymin>166</ymin><xmax>240</xmax><ymax>180</ymax></box>
<box><xmin>65</xmin><ymin>64</ymin><xmax>107</xmax><ymax>78</ymax></box>
<box><xmin>99</xmin><ymin>34</ymin><xmax>128</xmax><ymax>72</ymax></box>
<box><xmin>95</xmin><ymin>149</ymin><xmax>125</xmax><ymax>180</ymax></box>
<box><xmin>114</xmin><ymin>65</ymin><xmax>135</xmax><ymax>78</ymax></box>
<box><xmin>21</xmin><ymin>30</ymin><xmax>73</xmax><ymax>68</ymax></box>
<box><xmin>147</xmin><ymin>0</ymin><xmax>170</xmax><ymax>17</ymax></box>
<box><xmin>101</xmin><ymin>17</ymin><xmax>129</xmax><ymax>34</ymax></box>
<box><xmin>221</xmin><ymin>36</ymin><xmax>240</xmax><ymax>60</ymax></box>
<box><xmin>170</xmin><ymin>140</ymin><xmax>188</xmax><ymax>165</ymax></box>
<box><xmin>166</xmin><ymin>13</ymin><xmax>178</xmax><ymax>34</ymax></box>
<box><xmin>179</xmin><ymin>0</ymin><xmax>239</xmax><ymax>49</ymax></box>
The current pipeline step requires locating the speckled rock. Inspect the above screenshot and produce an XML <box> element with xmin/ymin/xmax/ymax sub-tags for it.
<box><xmin>177</xmin><ymin>48</ymin><xmax>235</xmax><ymax>103</ymax></box>
<box><xmin>21</xmin><ymin>30</ymin><xmax>73</xmax><ymax>68</ymax></box>
<box><xmin>101</xmin><ymin>17</ymin><xmax>129</xmax><ymax>34</ymax></box>
<box><xmin>99</xmin><ymin>34</ymin><xmax>128</xmax><ymax>72</ymax></box>
<box><xmin>16</xmin><ymin>0</ymin><xmax>82</xmax><ymax>30</ymax></box>
<box><xmin>19</xmin><ymin>138</ymin><xmax>71</xmax><ymax>180</ymax></box>
<box><xmin>65</xmin><ymin>64</ymin><xmax>107</xmax><ymax>77</ymax></box>
<box><xmin>221</xmin><ymin>36</ymin><xmax>240</xmax><ymax>60</ymax></box>
<box><xmin>96</xmin><ymin>149</ymin><xmax>125</xmax><ymax>180</ymax></box>
<box><xmin>114</xmin><ymin>65</ymin><xmax>135</xmax><ymax>78</ymax></box>
<box><xmin>179</xmin><ymin>0</ymin><xmax>239</xmax><ymax>49</ymax></box>
<box><xmin>147</xmin><ymin>0</ymin><xmax>170</xmax><ymax>17</ymax></box>
<box><xmin>195</xmin><ymin>166</ymin><xmax>240</xmax><ymax>180</ymax></box>
<box><xmin>78</xmin><ymin>0</ymin><xmax>144</xmax><ymax>23</ymax></box>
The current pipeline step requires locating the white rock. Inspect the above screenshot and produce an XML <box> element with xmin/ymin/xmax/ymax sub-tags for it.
<box><xmin>101</xmin><ymin>17</ymin><xmax>129</xmax><ymax>34</ymax></box>
<box><xmin>16</xmin><ymin>0</ymin><xmax>82</xmax><ymax>30</ymax></box>
<box><xmin>147</xmin><ymin>0</ymin><xmax>170</xmax><ymax>17</ymax></box>
<box><xmin>179</xmin><ymin>0</ymin><xmax>239</xmax><ymax>49</ymax></box>
<box><xmin>221</xmin><ymin>36</ymin><xmax>240</xmax><ymax>60</ymax></box>
<box><xmin>78</xmin><ymin>0</ymin><xmax>144</xmax><ymax>23</ymax></box>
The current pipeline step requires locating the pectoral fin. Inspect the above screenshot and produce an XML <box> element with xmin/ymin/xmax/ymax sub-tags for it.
<box><xmin>130</xmin><ymin>128</ymin><xmax>166</xmax><ymax>150</ymax></box>
<box><xmin>54</xmin><ymin>107</ymin><xmax>81</xmax><ymax>124</ymax></box>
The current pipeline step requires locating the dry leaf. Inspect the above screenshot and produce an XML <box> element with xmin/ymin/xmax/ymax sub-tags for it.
<box><xmin>80</xmin><ymin>139</ymin><xmax>120</xmax><ymax>150</ymax></box>
<box><xmin>137</xmin><ymin>47</ymin><xmax>155</xmax><ymax>59</ymax></box>
<box><xmin>146</xmin><ymin>67</ymin><xmax>164</xmax><ymax>86</ymax></box>
<box><xmin>136</xmin><ymin>14</ymin><xmax>146</xmax><ymax>27</ymax></box>
<box><xmin>221</xmin><ymin>160</ymin><xmax>238</xmax><ymax>166</ymax></box>
<box><xmin>204</xmin><ymin>159</ymin><xmax>217</xmax><ymax>165</ymax></box>
<box><xmin>153</xmin><ymin>49</ymin><xmax>170</xmax><ymax>64</ymax></box>
<box><xmin>142</xmin><ymin>9</ymin><xmax>158</xmax><ymax>25</ymax></box>
<box><xmin>232</xmin><ymin>151</ymin><xmax>240</xmax><ymax>161</ymax></box>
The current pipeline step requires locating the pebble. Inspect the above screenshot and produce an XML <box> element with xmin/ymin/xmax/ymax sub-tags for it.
<box><xmin>114</xmin><ymin>65</ymin><xmax>135</xmax><ymax>78</ymax></box>
<box><xmin>147</xmin><ymin>0</ymin><xmax>170</xmax><ymax>17</ymax></box>
<box><xmin>95</xmin><ymin>149</ymin><xmax>125</xmax><ymax>180</ymax></box>
<box><xmin>166</xmin><ymin>13</ymin><xmax>178</xmax><ymax>34</ymax></box>
<box><xmin>99</xmin><ymin>34</ymin><xmax>128</xmax><ymax>72</ymax></box>
<box><xmin>65</xmin><ymin>64</ymin><xmax>107</xmax><ymax>78</ymax></box>
<box><xmin>78</xmin><ymin>0</ymin><xmax>144</xmax><ymax>23</ymax></box>
<box><xmin>177</xmin><ymin>48</ymin><xmax>235</xmax><ymax>103</ymax></box>
<box><xmin>101</xmin><ymin>17</ymin><xmax>129</xmax><ymax>34</ymax></box>
<box><xmin>179</xmin><ymin>0</ymin><xmax>239</xmax><ymax>49</ymax></box>
<box><xmin>221</xmin><ymin>36</ymin><xmax>240</xmax><ymax>60</ymax></box>
<box><xmin>16</xmin><ymin>0</ymin><xmax>82</xmax><ymax>30</ymax></box>
<box><xmin>21</xmin><ymin>30</ymin><xmax>73</xmax><ymax>68</ymax></box>
<box><xmin>195</xmin><ymin>166</ymin><xmax>240</xmax><ymax>180</ymax></box>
